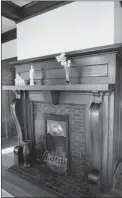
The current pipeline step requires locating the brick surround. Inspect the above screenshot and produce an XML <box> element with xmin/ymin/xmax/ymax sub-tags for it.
<box><xmin>33</xmin><ymin>102</ymin><xmax>86</xmax><ymax>179</ymax></box>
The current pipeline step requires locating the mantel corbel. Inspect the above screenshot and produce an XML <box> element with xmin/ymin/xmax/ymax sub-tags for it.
<box><xmin>88</xmin><ymin>91</ymin><xmax>103</xmax><ymax>195</ymax></box>
<box><xmin>12</xmin><ymin>90</ymin><xmax>29</xmax><ymax>99</ymax></box>
<box><xmin>87</xmin><ymin>85</ymin><xmax>115</xmax><ymax>194</ymax></box>
<box><xmin>42</xmin><ymin>90</ymin><xmax>60</xmax><ymax>105</ymax></box>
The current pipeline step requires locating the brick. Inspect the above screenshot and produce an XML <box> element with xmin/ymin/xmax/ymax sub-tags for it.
<box><xmin>33</xmin><ymin>102</ymin><xmax>86</xmax><ymax>184</ymax></box>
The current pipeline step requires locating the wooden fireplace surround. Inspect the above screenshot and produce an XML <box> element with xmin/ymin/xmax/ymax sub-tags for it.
<box><xmin>2</xmin><ymin>44</ymin><xmax>122</xmax><ymax>195</ymax></box>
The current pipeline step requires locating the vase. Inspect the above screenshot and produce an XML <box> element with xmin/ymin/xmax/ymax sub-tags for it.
<box><xmin>23</xmin><ymin>141</ymin><xmax>31</xmax><ymax>168</ymax></box>
<box><xmin>65</xmin><ymin>67</ymin><xmax>71</xmax><ymax>84</ymax></box>
<box><xmin>14</xmin><ymin>145</ymin><xmax>24</xmax><ymax>165</ymax></box>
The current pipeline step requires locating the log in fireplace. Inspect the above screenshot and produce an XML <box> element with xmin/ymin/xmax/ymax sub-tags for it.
<box><xmin>3</xmin><ymin>44</ymin><xmax>122</xmax><ymax>197</ymax></box>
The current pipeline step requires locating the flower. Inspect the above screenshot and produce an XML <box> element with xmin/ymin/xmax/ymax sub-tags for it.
<box><xmin>56</xmin><ymin>53</ymin><xmax>71</xmax><ymax>69</ymax></box>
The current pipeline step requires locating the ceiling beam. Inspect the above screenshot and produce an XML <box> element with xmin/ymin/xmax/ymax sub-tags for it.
<box><xmin>1</xmin><ymin>1</ymin><xmax>73</xmax><ymax>23</ymax></box>
<box><xmin>18</xmin><ymin>1</ymin><xmax>72</xmax><ymax>23</ymax></box>
<box><xmin>1</xmin><ymin>28</ymin><xmax>17</xmax><ymax>44</ymax></box>
<box><xmin>1</xmin><ymin>1</ymin><xmax>21</xmax><ymax>22</ymax></box>
<box><xmin>120</xmin><ymin>1</ymin><xmax>122</xmax><ymax>7</ymax></box>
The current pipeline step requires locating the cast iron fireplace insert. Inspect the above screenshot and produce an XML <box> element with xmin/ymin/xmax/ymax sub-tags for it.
<box><xmin>44</xmin><ymin>113</ymin><xmax>71</xmax><ymax>175</ymax></box>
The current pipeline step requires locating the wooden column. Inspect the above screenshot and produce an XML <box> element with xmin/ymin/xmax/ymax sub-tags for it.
<box><xmin>10</xmin><ymin>90</ymin><xmax>35</xmax><ymax>161</ymax></box>
<box><xmin>88</xmin><ymin>92</ymin><xmax>103</xmax><ymax>195</ymax></box>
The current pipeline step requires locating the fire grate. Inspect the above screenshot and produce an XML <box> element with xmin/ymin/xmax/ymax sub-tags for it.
<box><xmin>8</xmin><ymin>164</ymin><xmax>89</xmax><ymax>197</ymax></box>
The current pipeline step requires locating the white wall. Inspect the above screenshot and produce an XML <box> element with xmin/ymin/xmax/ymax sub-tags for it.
<box><xmin>17</xmin><ymin>1</ymin><xmax>115</xmax><ymax>60</ymax></box>
<box><xmin>114</xmin><ymin>2</ymin><xmax>122</xmax><ymax>43</ymax></box>
<box><xmin>2</xmin><ymin>40</ymin><xmax>17</xmax><ymax>60</ymax></box>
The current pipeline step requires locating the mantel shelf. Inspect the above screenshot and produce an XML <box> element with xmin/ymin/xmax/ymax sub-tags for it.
<box><xmin>2</xmin><ymin>84</ymin><xmax>115</xmax><ymax>92</ymax></box>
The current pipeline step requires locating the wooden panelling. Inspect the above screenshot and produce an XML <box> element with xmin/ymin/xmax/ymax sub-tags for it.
<box><xmin>2</xmin><ymin>91</ymin><xmax>7</xmax><ymax>138</ymax></box>
<box><xmin>72</xmin><ymin>54</ymin><xmax>109</xmax><ymax>65</ymax></box>
<box><xmin>2</xmin><ymin>59</ymin><xmax>15</xmax><ymax>85</ymax></box>
<box><xmin>113</xmin><ymin>56</ymin><xmax>121</xmax><ymax>174</ymax></box>
<box><xmin>2</xmin><ymin>58</ymin><xmax>16</xmax><ymax>139</ymax></box>
<box><xmin>107</xmin><ymin>92</ymin><xmax>114</xmax><ymax>189</ymax></box>
<box><xmin>60</xmin><ymin>92</ymin><xmax>92</xmax><ymax>105</ymax></box>
<box><xmin>15</xmin><ymin>53</ymin><xmax>116</xmax><ymax>85</ymax></box>
<box><xmin>29</xmin><ymin>92</ymin><xmax>45</xmax><ymax>102</ymax></box>
<box><xmin>44</xmin><ymin>67</ymin><xmax>80</xmax><ymax>79</ymax></box>
<box><xmin>113</xmin><ymin>56</ymin><xmax>122</xmax><ymax>165</ymax></box>
<box><xmin>43</xmin><ymin>78</ymin><xmax>80</xmax><ymax>85</ymax></box>
<box><xmin>15</xmin><ymin>61</ymin><xmax>60</xmax><ymax>73</ymax></box>
<box><xmin>1</xmin><ymin>28</ymin><xmax>17</xmax><ymax>44</ymax></box>
<box><xmin>119</xmin><ymin>65</ymin><xmax>122</xmax><ymax>160</ymax></box>
<box><xmin>101</xmin><ymin>94</ymin><xmax>110</xmax><ymax>191</ymax></box>
<box><xmin>81</xmin><ymin>64</ymin><xmax>107</xmax><ymax>77</ymax></box>
<box><xmin>20</xmin><ymin>70</ymin><xmax>43</xmax><ymax>80</ymax></box>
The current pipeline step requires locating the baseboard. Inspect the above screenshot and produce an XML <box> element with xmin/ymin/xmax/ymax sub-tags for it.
<box><xmin>113</xmin><ymin>162</ymin><xmax>122</xmax><ymax>189</ymax></box>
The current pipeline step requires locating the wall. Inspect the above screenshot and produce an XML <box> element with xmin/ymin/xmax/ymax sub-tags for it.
<box><xmin>17</xmin><ymin>1</ymin><xmax>115</xmax><ymax>60</ymax></box>
<box><xmin>114</xmin><ymin>2</ymin><xmax>122</xmax><ymax>43</ymax></box>
<box><xmin>2</xmin><ymin>40</ymin><xmax>17</xmax><ymax>60</ymax></box>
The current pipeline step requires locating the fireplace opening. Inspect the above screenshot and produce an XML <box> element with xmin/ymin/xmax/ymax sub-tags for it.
<box><xmin>44</xmin><ymin>113</ymin><xmax>70</xmax><ymax>175</ymax></box>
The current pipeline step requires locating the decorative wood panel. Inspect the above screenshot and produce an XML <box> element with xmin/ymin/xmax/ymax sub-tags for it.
<box><xmin>20</xmin><ymin>70</ymin><xmax>43</xmax><ymax>80</ymax></box>
<box><xmin>81</xmin><ymin>64</ymin><xmax>108</xmax><ymax>77</ymax></box>
<box><xmin>43</xmin><ymin>78</ymin><xmax>80</xmax><ymax>85</ymax></box>
<box><xmin>15</xmin><ymin>53</ymin><xmax>116</xmax><ymax>85</ymax></box>
<box><xmin>2</xmin><ymin>58</ymin><xmax>16</xmax><ymax>139</ymax></box>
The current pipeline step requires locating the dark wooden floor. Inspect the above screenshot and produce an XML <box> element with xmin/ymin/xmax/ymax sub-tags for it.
<box><xmin>2</xmin><ymin>152</ymin><xmax>56</xmax><ymax>197</ymax></box>
<box><xmin>2</xmin><ymin>138</ymin><xmax>122</xmax><ymax>197</ymax></box>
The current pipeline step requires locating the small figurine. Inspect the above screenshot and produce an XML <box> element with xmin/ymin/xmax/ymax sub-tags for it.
<box><xmin>15</xmin><ymin>74</ymin><xmax>20</xmax><ymax>85</ymax></box>
<box><xmin>29</xmin><ymin>65</ymin><xmax>34</xmax><ymax>85</ymax></box>
<box><xmin>15</xmin><ymin>74</ymin><xmax>25</xmax><ymax>86</ymax></box>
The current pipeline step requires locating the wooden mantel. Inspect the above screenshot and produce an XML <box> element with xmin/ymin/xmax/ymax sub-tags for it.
<box><xmin>2</xmin><ymin>84</ymin><xmax>115</xmax><ymax>92</ymax></box>
<box><xmin>3</xmin><ymin>84</ymin><xmax>114</xmax><ymax>105</ymax></box>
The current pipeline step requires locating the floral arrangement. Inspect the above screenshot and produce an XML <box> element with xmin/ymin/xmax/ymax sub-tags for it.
<box><xmin>56</xmin><ymin>53</ymin><xmax>71</xmax><ymax>83</ymax></box>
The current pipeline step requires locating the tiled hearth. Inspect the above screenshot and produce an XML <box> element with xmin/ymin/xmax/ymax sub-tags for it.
<box><xmin>9</xmin><ymin>163</ymin><xmax>89</xmax><ymax>197</ymax></box>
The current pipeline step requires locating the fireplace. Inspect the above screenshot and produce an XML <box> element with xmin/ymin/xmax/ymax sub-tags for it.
<box><xmin>35</xmin><ymin>102</ymin><xmax>86</xmax><ymax>180</ymax></box>
<box><xmin>6</xmin><ymin>44</ymin><xmax>122</xmax><ymax>197</ymax></box>
<box><xmin>44</xmin><ymin>113</ymin><xmax>70</xmax><ymax>175</ymax></box>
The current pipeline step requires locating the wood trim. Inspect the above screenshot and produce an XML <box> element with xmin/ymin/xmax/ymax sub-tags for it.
<box><xmin>10</xmin><ymin>100</ymin><xmax>24</xmax><ymax>145</ymax></box>
<box><xmin>1</xmin><ymin>1</ymin><xmax>72</xmax><ymax>23</ymax></box>
<box><xmin>88</xmin><ymin>100</ymin><xmax>103</xmax><ymax>195</ymax></box>
<box><xmin>10</xmin><ymin>44</ymin><xmax>122</xmax><ymax>66</ymax></box>
<box><xmin>1</xmin><ymin>1</ymin><xmax>21</xmax><ymax>22</ymax></box>
<box><xmin>2</xmin><ymin>57</ymin><xmax>17</xmax><ymax>63</ymax></box>
<box><xmin>89</xmin><ymin>102</ymin><xmax>102</xmax><ymax>171</ymax></box>
<box><xmin>2</xmin><ymin>29</ymin><xmax>16</xmax><ymax>44</ymax></box>
<box><xmin>101</xmin><ymin>95</ymin><xmax>109</xmax><ymax>192</ymax></box>
<box><xmin>42</xmin><ymin>90</ymin><xmax>59</xmax><ymax>105</ymax></box>
<box><xmin>18</xmin><ymin>1</ymin><xmax>72</xmax><ymax>23</ymax></box>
